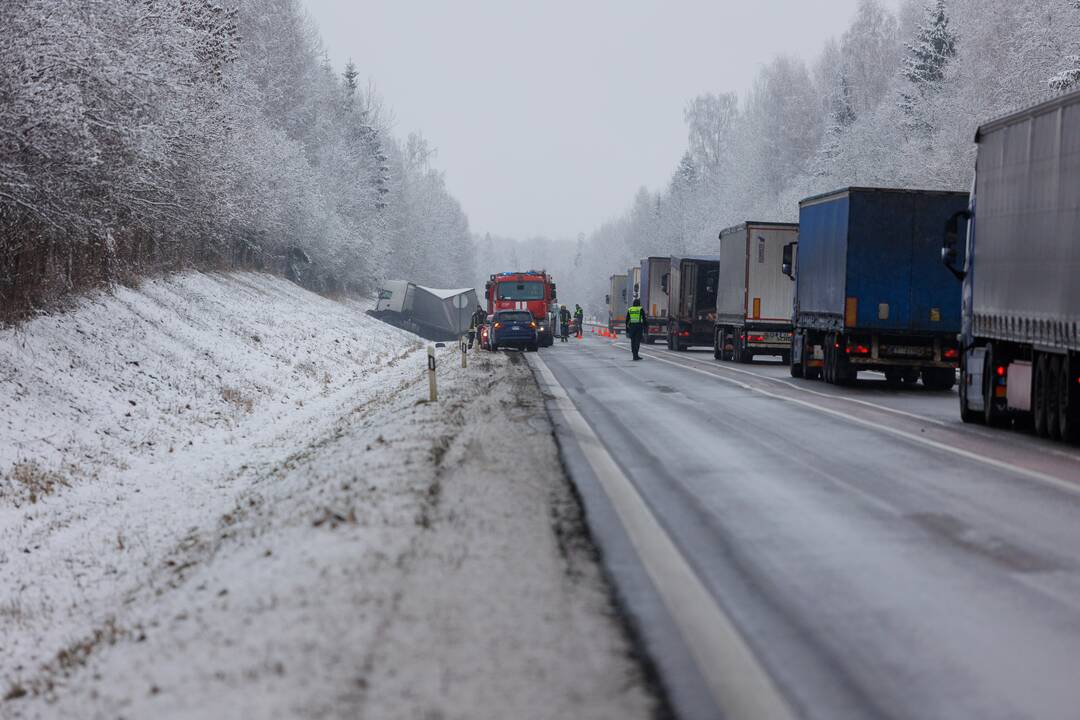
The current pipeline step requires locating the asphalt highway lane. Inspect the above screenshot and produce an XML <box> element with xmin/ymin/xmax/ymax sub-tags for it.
<box><xmin>530</xmin><ymin>333</ymin><xmax>1080</xmax><ymax>720</ymax></box>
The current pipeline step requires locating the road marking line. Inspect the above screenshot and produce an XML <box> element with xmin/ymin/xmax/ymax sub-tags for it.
<box><xmin>633</xmin><ymin>349</ymin><xmax>1080</xmax><ymax>497</ymax></box>
<box><xmin>615</xmin><ymin>341</ymin><xmax>949</xmax><ymax>427</ymax></box>
<box><xmin>615</xmin><ymin>341</ymin><xmax>1080</xmax><ymax>464</ymax></box>
<box><xmin>528</xmin><ymin>353</ymin><xmax>796</xmax><ymax>720</ymax></box>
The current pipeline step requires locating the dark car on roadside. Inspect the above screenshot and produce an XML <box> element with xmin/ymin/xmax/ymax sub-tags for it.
<box><xmin>489</xmin><ymin>310</ymin><xmax>539</xmax><ymax>352</ymax></box>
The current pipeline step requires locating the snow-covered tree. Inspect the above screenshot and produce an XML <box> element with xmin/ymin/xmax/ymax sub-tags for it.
<box><xmin>0</xmin><ymin>0</ymin><xmax>477</xmax><ymax>318</ymax></box>
<box><xmin>903</xmin><ymin>1</ymin><xmax>959</xmax><ymax>86</ymax></box>
<box><xmin>1049</xmin><ymin>1</ymin><xmax>1080</xmax><ymax>90</ymax></box>
<box><xmin>899</xmin><ymin>0</ymin><xmax>959</xmax><ymax>133</ymax></box>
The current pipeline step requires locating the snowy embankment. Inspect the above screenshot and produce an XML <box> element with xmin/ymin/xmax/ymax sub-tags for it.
<box><xmin>0</xmin><ymin>272</ymin><xmax>655</xmax><ymax>719</ymax></box>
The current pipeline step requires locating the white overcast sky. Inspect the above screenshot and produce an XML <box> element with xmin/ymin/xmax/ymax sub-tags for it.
<box><xmin>303</xmin><ymin>0</ymin><xmax>899</xmax><ymax>240</ymax></box>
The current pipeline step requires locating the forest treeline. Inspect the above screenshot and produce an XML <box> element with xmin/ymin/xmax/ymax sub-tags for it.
<box><xmin>0</xmin><ymin>0</ymin><xmax>474</xmax><ymax>321</ymax></box>
<box><xmin>484</xmin><ymin>0</ymin><xmax>1080</xmax><ymax>315</ymax></box>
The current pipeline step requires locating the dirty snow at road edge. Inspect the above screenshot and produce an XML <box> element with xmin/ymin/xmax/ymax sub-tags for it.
<box><xmin>0</xmin><ymin>272</ymin><xmax>656</xmax><ymax>719</ymax></box>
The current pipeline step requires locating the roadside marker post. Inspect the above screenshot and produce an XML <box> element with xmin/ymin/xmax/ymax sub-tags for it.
<box><xmin>427</xmin><ymin>346</ymin><xmax>438</xmax><ymax>402</ymax></box>
<box><xmin>460</xmin><ymin>336</ymin><xmax>468</xmax><ymax>368</ymax></box>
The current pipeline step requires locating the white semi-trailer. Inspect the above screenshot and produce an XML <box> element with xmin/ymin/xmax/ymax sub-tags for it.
<box><xmin>640</xmin><ymin>256</ymin><xmax>670</xmax><ymax>344</ymax></box>
<box><xmin>606</xmin><ymin>274</ymin><xmax>628</xmax><ymax>334</ymax></box>
<box><xmin>714</xmin><ymin>222</ymin><xmax>798</xmax><ymax>364</ymax></box>
<box><xmin>371</xmin><ymin>281</ymin><xmax>478</xmax><ymax>341</ymax></box>
<box><xmin>943</xmin><ymin>89</ymin><xmax>1080</xmax><ymax>440</ymax></box>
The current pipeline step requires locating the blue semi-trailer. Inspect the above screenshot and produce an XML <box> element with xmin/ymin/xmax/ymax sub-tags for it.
<box><xmin>786</xmin><ymin>187</ymin><xmax>970</xmax><ymax>388</ymax></box>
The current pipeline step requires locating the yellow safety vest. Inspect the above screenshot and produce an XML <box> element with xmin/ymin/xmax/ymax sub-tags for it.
<box><xmin>627</xmin><ymin>305</ymin><xmax>645</xmax><ymax>324</ymax></box>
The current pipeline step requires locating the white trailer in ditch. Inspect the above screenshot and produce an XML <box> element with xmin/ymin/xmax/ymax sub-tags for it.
<box><xmin>371</xmin><ymin>281</ymin><xmax>478</xmax><ymax>341</ymax></box>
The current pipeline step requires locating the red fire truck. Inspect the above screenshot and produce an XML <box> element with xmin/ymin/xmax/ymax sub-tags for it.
<box><xmin>485</xmin><ymin>270</ymin><xmax>557</xmax><ymax>347</ymax></box>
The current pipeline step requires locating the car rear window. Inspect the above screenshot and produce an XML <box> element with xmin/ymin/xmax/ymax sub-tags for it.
<box><xmin>497</xmin><ymin>312</ymin><xmax>533</xmax><ymax>324</ymax></box>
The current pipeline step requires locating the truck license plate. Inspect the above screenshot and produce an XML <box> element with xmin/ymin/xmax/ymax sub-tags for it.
<box><xmin>512</xmin><ymin>325</ymin><xmax>521</xmax><ymax>330</ymax></box>
<box><xmin>886</xmin><ymin>345</ymin><xmax>930</xmax><ymax>357</ymax></box>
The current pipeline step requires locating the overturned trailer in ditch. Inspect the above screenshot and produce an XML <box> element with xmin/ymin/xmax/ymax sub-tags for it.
<box><xmin>370</xmin><ymin>281</ymin><xmax>478</xmax><ymax>341</ymax></box>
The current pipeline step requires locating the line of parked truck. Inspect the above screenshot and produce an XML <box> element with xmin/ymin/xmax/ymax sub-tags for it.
<box><xmin>604</xmin><ymin>89</ymin><xmax>1080</xmax><ymax>443</ymax></box>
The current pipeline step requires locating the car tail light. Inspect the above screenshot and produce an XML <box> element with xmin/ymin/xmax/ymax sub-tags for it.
<box><xmin>943</xmin><ymin>347</ymin><xmax>958</xmax><ymax>359</ymax></box>
<box><xmin>680</xmin><ymin>331</ymin><xmax>690</xmax><ymax>337</ymax></box>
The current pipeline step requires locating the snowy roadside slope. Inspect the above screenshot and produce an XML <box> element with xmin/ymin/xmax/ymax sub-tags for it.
<box><xmin>1</xmin><ymin>273</ymin><xmax>656</xmax><ymax>718</ymax></box>
<box><xmin>0</xmin><ymin>272</ymin><xmax>415</xmax><ymax>699</ymax></box>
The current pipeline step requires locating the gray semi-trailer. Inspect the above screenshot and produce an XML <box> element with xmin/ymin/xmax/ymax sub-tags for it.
<box><xmin>942</xmin><ymin>90</ymin><xmax>1080</xmax><ymax>440</ymax></box>
<box><xmin>714</xmin><ymin>222</ymin><xmax>798</xmax><ymax>363</ymax></box>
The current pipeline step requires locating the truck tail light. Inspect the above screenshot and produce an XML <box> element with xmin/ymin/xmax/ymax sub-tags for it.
<box><xmin>680</xmin><ymin>331</ymin><xmax>690</xmax><ymax>337</ymax></box>
<box><xmin>943</xmin><ymin>347</ymin><xmax>959</xmax><ymax>359</ymax></box>
<box><xmin>996</xmin><ymin>365</ymin><xmax>1006</xmax><ymax>377</ymax></box>
<box><xmin>494</xmin><ymin>322</ymin><xmax>502</xmax><ymax>329</ymax></box>
<box><xmin>847</xmin><ymin>343</ymin><xmax>870</xmax><ymax>355</ymax></box>
<box><xmin>530</xmin><ymin>321</ymin><xmax>537</xmax><ymax>328</ymax></box>
<box><xmin>748</xmin><ymin>335</ymin><xmax>765</xmax><ymax>343</ymax></box>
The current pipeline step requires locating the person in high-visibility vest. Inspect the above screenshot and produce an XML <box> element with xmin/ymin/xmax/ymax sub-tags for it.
<box><xmin>626</xmin><ymin>297</ymin><xmax>646</xmax><ymax>361</ymax></box>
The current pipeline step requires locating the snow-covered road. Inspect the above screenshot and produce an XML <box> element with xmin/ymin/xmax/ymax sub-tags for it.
<box><xmin>0</xmin><ymin>273</ymin><xmax>656</xmax><ymax>719</ymax></box>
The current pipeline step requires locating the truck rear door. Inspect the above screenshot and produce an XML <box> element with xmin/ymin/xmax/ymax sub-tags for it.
<box><xmin>909</xmin><ymin>193</ymin><xmax>967</xmax><ymax>333</ymax></box>
<box><xmin>683</xmin><ymin>261</ymin><xmax>697</xmax><ymax>320</ymax></box>
<box><xmin>847</xmin><ymin>192</ymin><xmax>913</xmax><ymax>331</ymax></box>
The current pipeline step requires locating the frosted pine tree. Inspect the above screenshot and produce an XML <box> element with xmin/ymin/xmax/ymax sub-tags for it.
<box><xmin>899</xmin><ymin>0</ymin><xmax>957</xmax><ymax>133</ymax></box>
<box><xmin>1049</xmin><ymin>1</ymin><xmax>1080</xmax><ymax>91</ymax></box>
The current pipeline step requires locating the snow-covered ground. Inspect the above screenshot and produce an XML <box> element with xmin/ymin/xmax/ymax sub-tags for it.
<box><xmin>0</xmin><ymin>272</ymin><xmax>655</xmax><ymax>718</ymax></box>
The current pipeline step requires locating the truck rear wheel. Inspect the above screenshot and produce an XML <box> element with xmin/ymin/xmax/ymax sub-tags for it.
<box><xmin>1061</xmin><ymin>355</ymin><xmax>1079</xmax><ymax>443</ymax></box>
<box><xmin>1047</xmin><ymin>355</ymin><xmax>1063</xmax><ymax>440</ymax></box>
<box><xmin>1034</xmin><ymin>354</ymin><xmax>1051</xmax><ymax>438</ymax></box>
<box><xmin>734</xmin><ymin>334</ymin><xmax>750</xmax><ymax>364</ymax></box>
<box><xmin>959</xmin><ymin>354</ymin><xmax>983</xmax><ymax>424</ymax></box>
<box><xmin>825</xmin><ymin>336</ymin><xmax>851</xmax><ymax>385</ymax></box>
<box><xmin>921</xmin><ymin>367</ymin><xmax>956</xmax><ymax>391</ymax></box>
<box><xmin>789</xmin><ymin>334</ymin><xmax>803</xmax><ymax>377</ymax></box>
<box><xmin>713</xmin><ymin>330</ymin><xmax>723</xmax><ymax>360</ymax></box>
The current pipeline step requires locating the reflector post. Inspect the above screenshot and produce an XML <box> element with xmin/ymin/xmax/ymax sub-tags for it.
<box><xmin>845</xmin><ymin>297</ymin><xmax>858</xmax><ymax>327</ymax></box>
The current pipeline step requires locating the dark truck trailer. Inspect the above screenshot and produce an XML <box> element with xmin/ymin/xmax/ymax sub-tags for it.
<box><xmin>788</xmin><ymin>187</ymin><xmax>969</xmax><ymax>388</ymax></box>
<box><xmin>666</xmin><ymin>255</ymin><xmax>720</xmax><ymax>351</ymax></box>
<box><xmin>714</xmin><ymin>222</ymin><xmax>798</xmax><ymax>363</ymax></box>
<box><xmin>370</xmin><ymin>281</ymin><xmax>478</xmax><ymax>341</ymax></box>
<box><xmin>640</xmin><ymin>256</ymin><xmax>670</xmax><ymax>344</ymax></box>
<box><xmin>942</xmin><ymin>89</ymin><xmax>1080</xmax><ymax>440</ymax></box>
